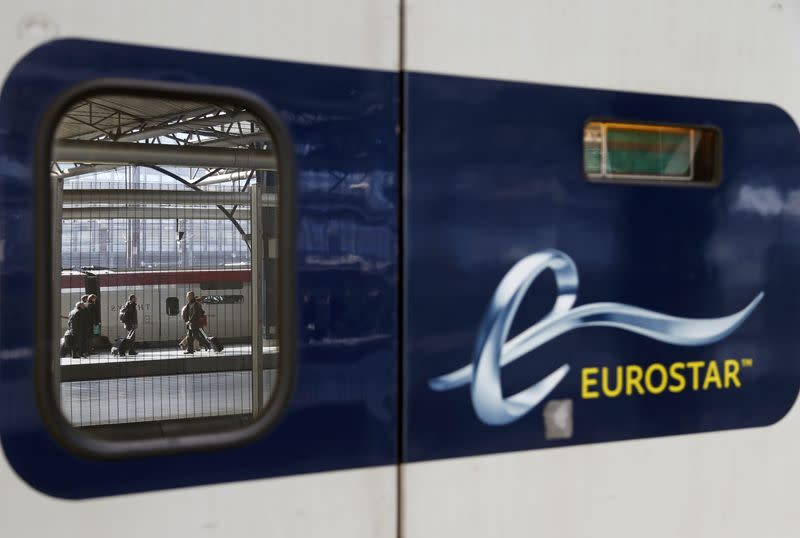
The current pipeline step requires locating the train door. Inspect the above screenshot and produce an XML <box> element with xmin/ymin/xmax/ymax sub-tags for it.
<box><xmin>0</xmin><ymin>3</ymin><xmax>400</xmax><ymax>537</ymax></box>
<box><xmin>402</xmin><ymin>2</ymin><xmax>800</xmax><ymax>537</ymax></box>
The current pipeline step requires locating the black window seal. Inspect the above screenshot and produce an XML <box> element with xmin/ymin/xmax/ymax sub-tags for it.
<box><xmin>33</xmin><ymin>78</ymin><xmax>297</xmax><ymax>459</ymax></box>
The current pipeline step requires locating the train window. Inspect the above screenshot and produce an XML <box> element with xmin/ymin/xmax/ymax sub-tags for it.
<box><xmin>200</xmin><ymin>295</ymin><xmax>245</xmax><ymax>305</ymax></box>
<box><xmin>36</xmin><ymin>82</ymin><xmax>295</xmax><ymax>457</ymax></box>
<box><xmin>583</xmin><ymin>120</ymin><xmax>721</xmax><ymax>185</ymax></box>
<box><xmin>165</xmin><ymin>297</ymin><xmax>179</xmax><ymax>316</ymax></box>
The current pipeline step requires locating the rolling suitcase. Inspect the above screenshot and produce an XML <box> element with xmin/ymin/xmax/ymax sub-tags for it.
<box><xmin>207</xmin><ymin>336</ymin><xmax>224</xmax><ymax>353</ymax></box>
<box><xmin>179</xmin><ymin>335</ymin><xmax>210</xmax><ymax>351</ymax></box>
<box><xmin>111</xmin><ymin>337</ymin><xmax>133</xmax><ymax>356</ymax></box>
<box><xmin>200</xmin><ymin>328</ymin><xmax>224</xmax><ymax>353</ymax></box>
<box><xmin>60</xmin><ymin>330</ymin><xmax>74</xmax><ymax>357</ymax></box>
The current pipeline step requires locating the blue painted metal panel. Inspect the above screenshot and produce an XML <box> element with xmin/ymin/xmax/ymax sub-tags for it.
<box><xmin>4</xmin><ymin>41</ymin><xmax>799</xmax><ymax>494</ymax></box>
<box><xmin>0</xmin><ymin>40</ymin><xmax>398</xmax><ymax>498</ymax></box>
<box><xmin>405</xmin><ymin>73</ymin><xmax>800</xmax><ymax>462</ymax></box>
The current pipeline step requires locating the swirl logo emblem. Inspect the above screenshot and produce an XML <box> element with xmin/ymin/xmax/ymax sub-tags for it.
<box><xmin>428</xmin><ymin>249</ymin><xmax>763</xmax><ymax>426</ymax></box>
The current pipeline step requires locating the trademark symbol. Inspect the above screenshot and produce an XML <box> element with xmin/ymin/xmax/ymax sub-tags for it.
<box><xmin>741</xmin><ymin>358</ymin><xmax>753</xmax><ymax>368</ymax></box>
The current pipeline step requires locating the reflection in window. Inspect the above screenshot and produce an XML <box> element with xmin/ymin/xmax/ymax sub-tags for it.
<box><xmin>48</xmin><ymin>90</ymin><xmax>282</xmax><ymax>451</ymax></box>
<box><xmin>583</xmin><ymin>121</ymin><xmax>720</xmax><ymax>184</ymax></box>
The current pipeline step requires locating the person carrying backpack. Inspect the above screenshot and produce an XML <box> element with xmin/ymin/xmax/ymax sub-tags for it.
<box><xmin>67</xmin><ymin>301</ymin><xmax>86</xmax><ymax>358</ymax></box>
<box><xmin>118</xmin><ymin>294</ymin><xmax>138</xmax><ymax>355</ymax></box>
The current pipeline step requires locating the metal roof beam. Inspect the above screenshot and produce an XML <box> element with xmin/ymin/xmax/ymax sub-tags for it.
<box><xmin>62</xmin><ymin>188</ymin><xmax>276</xmax><ymax>206</ymax></box>
<box><xmin>54</xmin><ymin>140</ymin><xmax>276</xmax><ymax>170</ymax></box>
<box><xmin>197</xmin><ymin>134</ymin><xmax>271</xmax><ymax>147</ymax></box>
<box><xmin>61</xmin><ymin>207</ymin><xmax>252</xmax><ymax>220</ymax></box>
<box><xmin>195</xmin><ymin>170</ymin><xmax>255</xmax><ymax>186</ymax></box>
<box><xmin>55</xmin><ymin>164</ymin><xmax>121</xmax><ymax>179</ymax></box>
<box><xmin>54</xmin><ymin>134</ymin><xmax>271</xmax><ymax>179</ymax></box>
<box><xmin>69</xmin><ymin>105</ymin><xmax>220</xmax><ymax>141</ymax></box>
<box><xmin>110</xmin><ymin>111</ymin><xmax>262</xmax><ymax>143</ymax></box>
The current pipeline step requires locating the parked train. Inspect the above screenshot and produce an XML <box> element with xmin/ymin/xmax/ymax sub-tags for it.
<box><xmin>60</xmin><ymin>262</ymin><xmax>392</xmax><ymax>347</ymax></box>
<box><xmin>60</xmin><ymin>267</ymin><xmax>252</xmax><ymax>346</ymax></box>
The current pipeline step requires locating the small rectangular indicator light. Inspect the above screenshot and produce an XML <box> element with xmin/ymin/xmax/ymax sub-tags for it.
<box><xmin>583</xmin><ymin>121</ymin><xmax>720</xmax><ymax>185</ymax></box>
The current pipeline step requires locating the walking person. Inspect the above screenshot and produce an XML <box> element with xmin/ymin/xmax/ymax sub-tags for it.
<box><xmin>181</xmin><ymin>291</ymin><xmax>206</xmax><ymax>355</ymax></box>
<box><xmin>67</xmin><ymin>301</ymin><xmax>87</xmax><ymax>358</ymax></box>
<box><xmin>118</xmin><ymin>294</ymin><xmax>138</xmax><ymax>356</ymax></box>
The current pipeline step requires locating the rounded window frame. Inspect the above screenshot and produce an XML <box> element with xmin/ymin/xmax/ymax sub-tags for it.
<box><xmin>33</xmin><ymin>79</ymin><xmax>297</xmax><ymax>459</ymax></box>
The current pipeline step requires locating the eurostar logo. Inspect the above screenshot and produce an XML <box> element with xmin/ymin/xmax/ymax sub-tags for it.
<box><xmin>428</xmin><ymin>249</ymin><xmax>763</xmax><ymax>426</ymax></box>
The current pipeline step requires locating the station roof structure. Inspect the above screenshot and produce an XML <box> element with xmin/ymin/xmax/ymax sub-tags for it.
<box><xmin>51</xmin><ymin>94</ymin><xmax>275</xmax><ymax>185</ymax></box>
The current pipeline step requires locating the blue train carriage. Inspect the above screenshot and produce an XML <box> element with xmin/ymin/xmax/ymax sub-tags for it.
<box><xmin>1</xmin><ymin>2</ymin><xmax>799</xmax><ymax>538</ymax></box>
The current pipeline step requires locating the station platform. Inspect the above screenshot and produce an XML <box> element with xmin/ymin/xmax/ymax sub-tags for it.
<box><xmin>60</xmin><ymin>343</ymin><xmax>278</xmax><ymax>381</ymax></box>
<box><xmin>59</xmin><ymin>343</ymin><xmax>278</xmax><ymax>426</ymax></box>
<box><xmin>61</xmin><ymin>369</ymin><xmax>276</xmax><ymax>426</ymax></box>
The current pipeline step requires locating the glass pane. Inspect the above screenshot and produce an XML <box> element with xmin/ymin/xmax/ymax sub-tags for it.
<box><xmin>50</xmin><ymin>92</ymin><xmax>280</xmax><ymax>440</ymax></box>
<box><xmin>606</xmin><ymin>125</ymin><xmax>692</xmax><ymax>178</ymax></box>
<box><xmin>583</xmin><ymin>120</ymin><xmax>719</xmax><ymax>184</ymax></box>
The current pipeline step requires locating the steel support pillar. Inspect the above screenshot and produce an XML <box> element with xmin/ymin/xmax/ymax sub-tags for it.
<box><xmin>61</xmin><ymin>189</ymin><xmax>276</xmax><ymax>206</ymax></box>
<box><xmin>52</xmin><ymin>176</ymin><xmax>63</xmax><ymax>399</ymax></box>
<box><xmin>54</xmin><ymin>140</ymin><xmax>276</xmax><ymax>170</ymax></box>
<box><xmin>250</xmin><ymin>183</ymin><xmax>264</xmax><ymax>416</ymax></box>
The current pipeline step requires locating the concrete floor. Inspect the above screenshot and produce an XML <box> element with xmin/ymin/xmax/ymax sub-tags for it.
<box><xmin>60</xmin><ymin>369</ymin><xmax>277</xmax><ymax>427</ymax></box>
<box><xmin>61</xmin><ymin>343</ymin><xmax>278</xmax><ymax>365</ymax></box>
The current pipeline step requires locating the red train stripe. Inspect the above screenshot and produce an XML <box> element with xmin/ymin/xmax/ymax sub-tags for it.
<box><xmin>61</xmin><ymin>270</ymin><xmax>251</xmax><ymax>288</ymax></box>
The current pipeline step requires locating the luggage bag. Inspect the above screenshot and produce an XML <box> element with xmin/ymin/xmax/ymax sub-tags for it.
<box><xmin>111</xmin><ymin>337</ymin><xmax>133</xmax><ymax>356</ymax></box>
<box><xmin>179</xmin><ymin>335</ymin><xmax>210</xmax><ymax>351</ymax></box>
<box><xmin>60</xmin><ymin>330</ymin><xmax>74</xmax><ymax>357</ymax></box>
<box><xmin>200</xmin><ymin>328</ymin><xmax>224</xmax><ymax>353</ymax></box>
